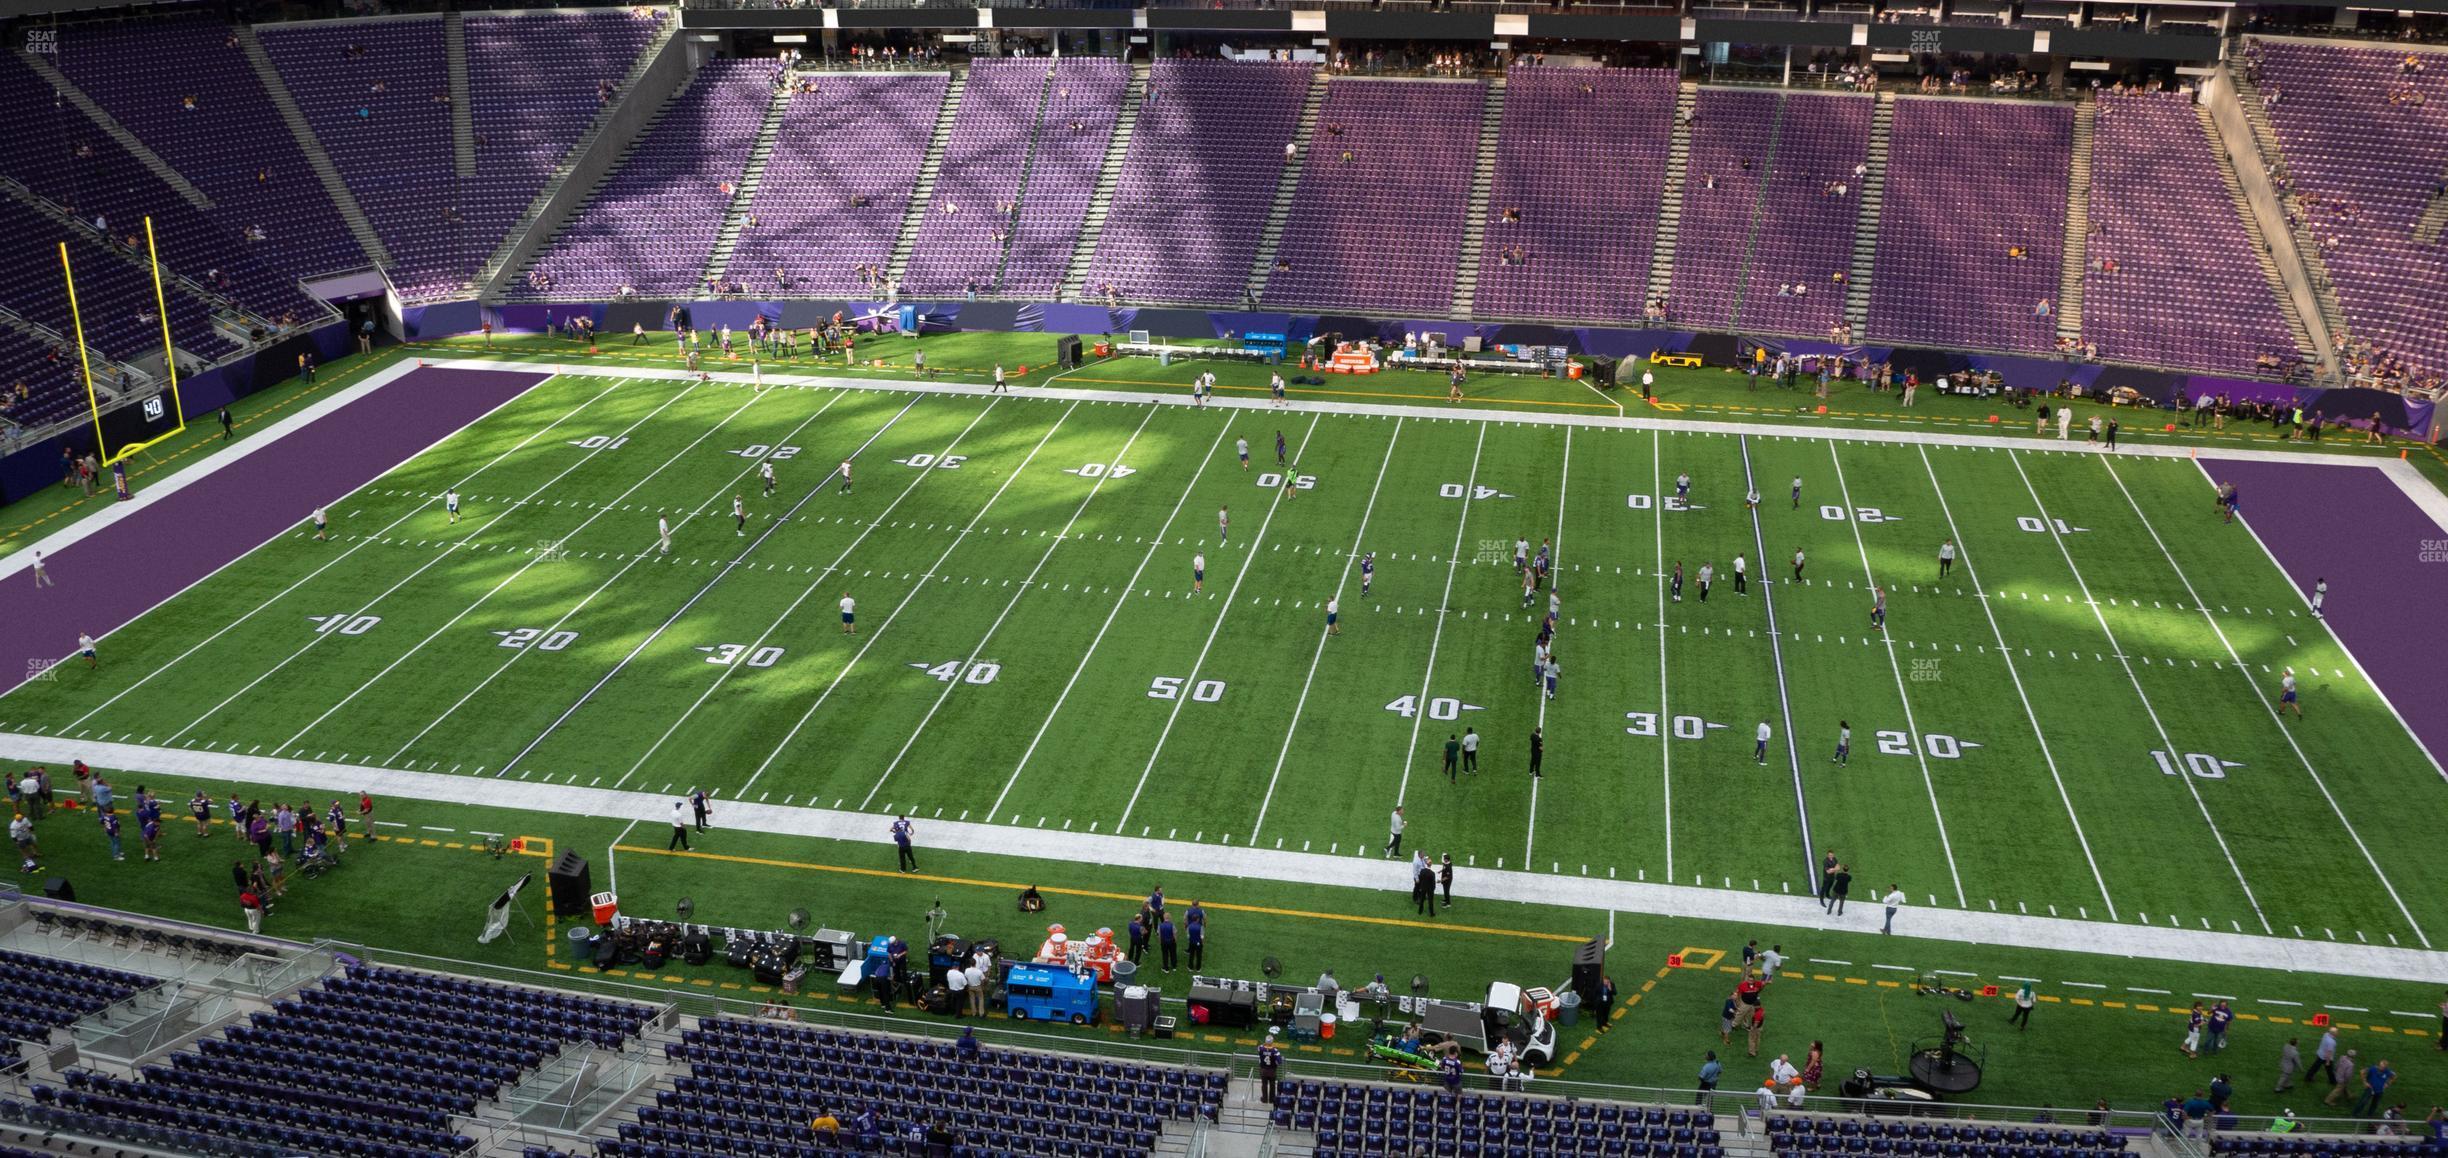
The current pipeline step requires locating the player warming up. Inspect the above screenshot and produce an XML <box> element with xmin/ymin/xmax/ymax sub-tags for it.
<box><xmin>839</xmin><ymin>459</ymin><xmax>854</xmax><ymax>495</ymax></box>
<box><xmin>445</xmin><ymin>489</ymin><xmax>461</xmax><ymax>525</ymax></box>
<box><xmin>733</xmin><ymin>495</ymin><xmax>747</xmax><ymax>536</ymax></box>
<box><xmin>657</xmin><ymin>516</ymin><xmax>673</xmax><ymax>556</ymax></box>
<box><xmin>761</xmin><ymin>460</ymin><xmax>776</xmax><ymax>496</ymax></box>
<box><xmin>1192</xmin><ymin>553</ymin><xmax>1205</xmax><ymax>594</ymax></box>
<box><xmin>1360</xmin><ymin>552</ymin><xmax>1375</xmax><ymax>597</ymax></box>
<box><xmin>1869</xmin><ymin>584</ymin><xmax>1887</xmax><ymax>631</ymax></box>
<box><xmin>1218</xmin><ymin>506</ymin><xmax>1229</xmax><ymax>544</ymax></box>
<box><xmin>840</xmin><ymin>593</ymin><xmax>857</xmax><ymax>635</ymax></box>
<box><xmin>1937</xmin><ymin>539</ymin><xmax>1957</xmax><ymax>580</ymax></box>
<box><xmin>2279</xmin><ymin>668</ymin><xmax>2302</xmax><ymax>717</ymax></box>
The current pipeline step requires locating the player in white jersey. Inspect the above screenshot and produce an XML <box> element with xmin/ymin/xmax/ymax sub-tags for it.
<box><xmin>761</xmin><ymin>461</ymin><xmax>776</xmax><ymax>496</ymax></box>
<box><xmin>838</xmin><ymin>459</ymin><xmax>853</xmax><ymax>495</ymax></box>
<box><xmin>1218</xmin><ymin>506</ymin><xmax>1229</xmax><ymax>544</ymax></box>
<box><xmin>1270</xmin><ymin>374</ymin><xmax>1287</xmax><ymax>407</ymax></box>
<box><xmin>311</xmin><ymin>506</ymin><xmax>329</xmax><ymax>541</ymax></box>
<box><xmin>657</xmin><ymin>517</ymin><xmax>672</xmax><ymax>555</ymax></box>
<box><xmin>1937</xmin><ymin>539</ymin><xmax>1957</xmax><ymax>580</ymax></box>
<box><xmin>1791</xmin><ymin>476</ymin><xmax>1803</xmax><ymax>510</ymax></box>
<box><xmin>1543</xmin><ymin>654</ymin><xmax>1559</xmax><ymax>700</ymax></box>
<box><xmin>1236</xmin><ymin>438</ymin><xmax>1250</xmax><ymax>470</ymax></box>
<box><xmin>993</xmin><ymin>365</ymin><xmax>1008</xmax><ymax>393</ymax></box>
<box><xmin>1360</xmin><ymin>552</ymin><xmax>1374</xmax><ymax>597</ymax></box>
<box><xmin>1744</xmin><ymin>487</ymin><xmax>1760</xmax><ymax>512</ymax></box>
<box><xmin>1675</xmin><ymin>472</ymin><xmax>1691</xmax><ymax>502</ymax></box>
<box><xmin>1514</xmin><ymin>537</ymin><xmax>1529</xmax><ymax>574</ymax></box>
<box><xmin>29</xmin><ymin>550</ymin><xmax>51</xmax><ymax>589</ymax></box>
<box><xmin>1732</xmin><ymin>553</ymin><xmax>1748</xmax><ymax>595</ymax></box>
<box><xmin>1754</xmin><ymin>720</ymin><xmax>1772</xmax><ymax>765</ymax></box>
<box><xmin>2310</xmin><ymin>577</ymin><xmax>2327</xmax><ymax>619</ymax></box>
<box><xmin>1870</xmin><ymin>584</ymin><xmax>1887</xmax><ymax>630</ymax></box>
<box><xmin>1832</xmin><ymin>721</ymin><xmax>1850</xmax><ymax>766</ymax></box>
<box><xmin>1792</xmin><ymin>547</ymin><xmax>1806</xmax><ymax>582</ymax></box>
<box><xmin>2279</xmin><ymin>668</ymin><xmax>2301</xmax><ymax>717</ymax></box>
<box><xmin>840</xmin><ymin>594</ymin><xmax>857</xmax><ymax>635</ymax></box>
<box><xmin>1325</xmin><ymin>597</ymin><xmax>1340</xmax><ymax>636</ymax></box>
<box><xmin>445</xmin><ymin>490</ymin><xmax>460</xmax><ymax>524</ymax></box>
<box><xmin>1192</xmin><ymin>553</ymin><xmax>1206</xmax><ymax>593</ymax></box>
<box><xmin>1521</xmin><ymin>565</ymin><xmax>1537</xmax><ymax>609</ymax></box>
<box><xmin>1697</xmin><ymin>563</ymin><xmax>1714</xmax><ymax>602</ymax></box>
<box><xmin>733</xmin><ymin>495</ymin><xmax>747</xmax><ymax>536</ymax></box>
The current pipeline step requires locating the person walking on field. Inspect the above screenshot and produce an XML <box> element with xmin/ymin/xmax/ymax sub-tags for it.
<box><xmin>668</xmin><ymin>800</ymin><xmax>691</xmax><ymax>851</ymax></box>
<box><xmin>1881</xmin><ymin>884</ymin><xmax>1905</xmax><ymax>933</ymax></box>
<box><xmin>1384</xmin><ymin>807</ymin><xmax>1406</xmax><ymax>858</ymax></box>
<box><xmin>2009</xmin><ymin>983</ymin><xmax>2035</xmax><ymax>1029</ymax></box>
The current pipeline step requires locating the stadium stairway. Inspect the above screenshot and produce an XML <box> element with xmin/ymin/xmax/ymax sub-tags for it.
<box><xmin>1724</xmin><ymin>91</ymin><xmax>1793</xmax><ymax>331</ymax></box>
<box><xmin>2055</xmin><ymin>97</ymin><xmax>2095</xmax><ymax>345</ymax></box>
<box><xmin>471</xmin><ymin>12</ymin><xmax>679</xmax><ymax>296</ymax></box>
<box><xmin>887</xmin><ymin>69</ymin><xmax>967</xmax><ymax>289</ymax></box>
<box><xmin>1646</xmin><ymin>80</ymin><xmax>1701</xmax><ymax>313</ymax></box>
<box><xmin>701</xmin><ymin>78</ymin><xmax>793</xmax><ymax>291</ymax></box>
<box><xmin>1243</xmin><ymin>67</ymin><xmax>1328</xmax><ymax>305</ymax></box>
<box><xmin>2199</xmin><ymin>104</ymin><xmax>2319</xmax><ymax>360</ymax></box>
<box><xmin>446</xmin><ymin>13</ymin><xmax>476</xmax><ymax>180</ymax></box>
<box><xmin>13</xmin><ymin>51</ymin><xmax>216</xmax><ymax>212</ymax></box>
<box><xmin>235</xmin><ymin>25</ymin><xmax>393</xmax><ymax>271</ymax></box>
<box><xmin>1843</xmin><ymin>91</ymin><xmax>1895</xmax><ymax>337</ymax></box>
<box><xmin>2226</xmin><ymin>60</ymin><xmax>2353</xmax><ymax>352</ymax></box>
<box><xmin>1060</xmin><ymin>61</ymin><xmax>1149</xmax><ymax>302</ymax></box>
<box><xmin>988</xmin><ymin>62</ymin><xmax>1062</xmax><ymax>293</ymax></box>
<box><xmin>1448</xmin><ymin>72</ymin><xmax>1508</xmax><ymax>318</ymax></box>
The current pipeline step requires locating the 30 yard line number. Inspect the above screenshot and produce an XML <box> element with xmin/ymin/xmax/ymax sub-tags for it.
<box><xmin>898</xmin><ymin>453</ymin><xmax>968</xmax><ymax>469</ymax></box>
<box><xmin>1625</xmin><ymin>494</ymin><xmax>1694</xmax><ymax>511</ymax></box>
<box><xmin>700</xmin><ymin>643</ymin><xmax>784</xmax><ymax>668</ymax></box>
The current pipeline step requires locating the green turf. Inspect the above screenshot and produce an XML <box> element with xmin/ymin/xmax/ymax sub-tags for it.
<box><xmin>2</xmin><ymin>369</ymin><xmax>2439</xmax><ymax>952</ymax></box>
<box><xmin>13</xmin><ymin>765</ymin><xmax>2448</xmax><ymax>1119</ymax></box>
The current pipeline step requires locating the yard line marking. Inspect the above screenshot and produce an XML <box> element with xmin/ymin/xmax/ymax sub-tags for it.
<box><xmin>1827</xmin><ymin>443</ymin><xmax>1963</xmax><ymax>907</ymax></box>
<box><xmin>1916</xmin><ymin>445</ymin><xmax>2115</xmax><ymax>919</ymax></box>
<box><xmin>281</xmin><ymin>383</ymin><xmax>791</xmax><ymax>754</ymax></box>
<box><xmin>506</xmin><ymin>392</ymin><xmax>929</xmax><ymax>779</ymax></box>
<box><xmin>1247</xmin><ymin>418</ymin><xmax>1404</xmax><ymax>845</ymax></box>
<box><xmin>1392</xmin><ymin>422</ymin><xmax>1489</xmax><ymax>809</ymax></box>
<box><xmin>1118</xmin><ymin>415</ymin><xmax>1325</xmax><ymax>829</ymax></box>
<box><xmin>860</xmin><ymin>404</ymin><xmax>1162</xmax><ymax>807</ymax></box>
<box><xmin>2007</xmin><ymin>450</ymin><xmax>2270</xmax><ymax>934</ymax></box>
<box><xmin>2108</xmin><ymin>459</ymin><xmax>2428</xmax><ymax>948</ymax></box>
<box><xmin>985</xmin><ymin>416</ymin><xmax>1234</xmax><ymax>824</ymax></box>
<box><xmin>53</xmin><ymin>375</ymin><xmax>626</xmax><ymax>732</ymax></box>
<box><xmin>738</xmin><ymin>400</ymin><xmax>1075</xmax><ymax>800</ymax></box>
<box><xmin>618</xmin><ymin>396</ymin><xmax>982</xmax><ymax>790</ymax></box>
<box><xmin>1737</xmin><ymin>436</ymin><xmax>1814</xmax><ymax>882</ymax></box>
<box><xmin>1525</xmin><ymin>428</ymin><xmax>1570</xmax><ymax>871</ymax></box>
<box><xmin>1653</xmin><ymin>430</ymin><xmax>1674</xmax><ymax>881</ymax></box>
<box><xmin>162</xmin><ymin>379</ymin><xmax>715</xmax><ymax>747</ymax></box>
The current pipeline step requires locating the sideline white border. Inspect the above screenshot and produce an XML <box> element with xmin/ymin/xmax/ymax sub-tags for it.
<box><xmin>0</xmin><ymin>730</ymin><xmax>2441</xmax><ymax>983</ymax></box>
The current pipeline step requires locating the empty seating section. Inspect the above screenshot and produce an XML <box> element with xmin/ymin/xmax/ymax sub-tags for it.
<box><xmin>727</xmin><ymin>73</ymin><xmax>946</xmax><ymax>296</ymax></box>
<box><xmin>0</xmin><ymin>199</ymin><xmax>236</xmax><ymax>367</ymax></box>
<box><xmin>1272</xmin><ymin>1078</ymin><xmax>1726</xmax><ymax>1158</ymax></box>
<box><xmin>521</xmin><ymin>58</ymin><xmax>775</xmax><ymax>299</ymax></box>
<box><xmin>2209</xmin><ymin>1135</ymin><xmax>2435</xmax><ymax>1158</ymax></box>
<box><xmin>1670</xmin><ymin>88</ymin><xmax>1782</xmax><ymax>330</ymax></box>
<box><xmin>617</xmin><ymin>1017</ymin><xmax>1226</xmax><ymax>1158</ymax></box>
<box><xmin>2083</xmin><ymin>93</ymin><xmax>2299</xmax><ymax>374</ymax></box>
<box><xmin>466</xmin><ymin>10</ymin><xmax>663</xmax><ymax>259</ymax></box>
<box><xmin>1767</xmin><ymin>1113</ymin><xmax>2131</xmax><ymax>1158</ymax></box>
<box><xmin>2253</xmin><ymin>40</ymin><xmax>2448</xmax><ymax>381</ymax></box>
<box><xmin>3</xmin><ymin>963</ymin><xmax>654</xmax><ymax>1158</ymax></box>
<box><xmin>52</xmin><ymin>19</ymin><xmax>366</xmax><ymax>279</ymax></box>
<box><xmin>0</xmin><ymin>55</ymin><xmax>314</xmax><ymax>328</ymax></box>
<box><xmin>1867</xmin><ymin>98</ymin><xmax>2071</xmax><ymax>353</ymax></box>
<box><xmin>1733</xmin><ymin>93</ymin><xmax>1873</xmax><ymax>337</ymax></box>
<box><xmin>259</xmin><ymin>18</ymin><xmax>474</xmax><ymax>298</ymax></box>
<box><xmin>1083</xmin><ymin>59</ymin><xmax>1312</xmax><ymax>304</ymax></box>
<box><xmin>0</xmin><ymin>331</ymin><xmax>88</xmax><ymax>432</ymax></box>
<box><xmin>1476</xmin><ymin>68</ymin><xmax>1675</xmax><ymax>322</ymax></box>
<box><xmin>1003</xmin><ymin>58</ymin><xmax>1128</xmax><ymax>297</ymax></box>
<box><xmin>0</xmin><ymin>947</ymin><xmax>156</xmax><ymax>1046</ymax></box>
<box><xmin>1264</xmin><ymin>79</ymin><xmax>1486</xmax><ymax>315</ymax></box>
<box><xmin>903</xmin><ymin>60</ymin><xmax>1050</xmax><ymax>296</ymax></box>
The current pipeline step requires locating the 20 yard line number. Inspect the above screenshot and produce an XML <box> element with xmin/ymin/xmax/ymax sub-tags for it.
<box><xmin>730</xmin><ymin>445</ymin><xmax>803</xmax><ymax>460</ymax></box>
<box><xmin>493</xmin><ymin>628</ymin><xmax>578</xmax><ymax>652</ymax></box>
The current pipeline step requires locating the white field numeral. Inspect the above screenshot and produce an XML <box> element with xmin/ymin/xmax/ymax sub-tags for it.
<box><xmin>309</xmin><ymin>614</ymin><xmax>380</xmax><ymax>636</ymax></box>
<box><xmin>732</xmin><ymin>445</ymin><xmax>802</xmax><ymax>459</ymax></box>
<box><xmin>1822</xmin><ymin>506</ymin><xmax>1891</xmax><ymax>523</ymax></box>
<box><xmin>1876</xmin><ymin>730</ymin><xmax>1976</xmax><ymax>758</ymax></box>
<box><xmin>1387</xmin><ymin>695</ymin><xmax>1479</xmax><ymax>721</ymax></box>
<box><xmin>495</xmin><ymin>628</ymin><xmax>578</xmax><ymax>651</ymax></box>
<box><xmin>2016</xmin><ymin>516</ymin><xmax>2088</xmax><ymax>534</ymax></box>
<box><xmin>917</xmin><ymin>660</ymin><xmax>1001</xmax><ymax>684</ymax></box>
<box><xmin>571</xmin><ymin>435</ymin><xmax>628</xmax><ymax>450</ymax></box>
<box><xmin>900</xmin><ymin>453</ymin><xmax>967</xmax><ymax>470</ymax></box>
<box><xmin>703</xmin><ymin>644</ymin><xmax>785</xmax><ymax>668</ymax></box>
<box><xmin>1067</xmin><ymin>463</ymin><xmax>1134</xmax><ymax>479</ymax></box>
<box><xmin>1257</xmin><ymin>473</ymin><xmax>1316</xmax><ymax>491</ymax></box>
<box><xmin>2151</xmin><ymin>750</ymin><xmax>2237</xmax><ymax>780</ymax></box>
<box><xmin>1623</xmin><ymin>712</ymin><xmax>1722</xmax><ymax>740</ymax></box>
<box><xmin>1148</xmin><ymin>676</ymin><xmax>1227</xmax><ymax>702</ymax></box>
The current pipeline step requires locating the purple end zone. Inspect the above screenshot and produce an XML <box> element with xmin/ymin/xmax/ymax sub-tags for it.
<box><xmin>0</xmin><ymin>366</ymin><xmax>551</xmax><ymax>695</ymax></box>
<box><xmin>2201</xmin><ymin>456</ymin><xmax>2448</xmax><ymax>774</ymax></box>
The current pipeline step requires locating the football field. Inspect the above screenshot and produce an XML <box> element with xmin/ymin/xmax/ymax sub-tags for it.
<box><xmin>5</xmin><ymin>366</ymin><xmax>2442</xmax><ymax>950</ymax></box>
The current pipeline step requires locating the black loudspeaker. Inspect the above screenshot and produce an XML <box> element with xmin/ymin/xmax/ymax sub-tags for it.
<box><xmin>1056</xmin><ymin>336</ymin><xmax>1083</xmax><ymax>370</ymax></box>
<box><xmin>1570</xmin><ymin>938</ymin><xmax>1606</xmax><ymax>1003</ymax></box>
<box><xmin>547</xmin><ymin>852</ymin><xmax>592</xmax><ymax>917</ymax></box>
<box><xmin>40</xmin><ymin>878</ymin><xmax>72</xmax><ymax>903</ymax></box>
<box><xmin>682</xmin><ymin>931</ymin><xmax>714</xmax><ymax>966</ymax></box>
<box><xmin>1588</xmin><ymin>356</ymin><xmax>1619</xmax><ymax>389</ymax></box>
